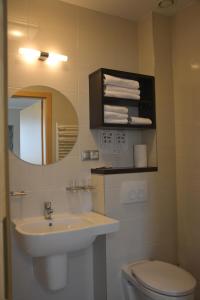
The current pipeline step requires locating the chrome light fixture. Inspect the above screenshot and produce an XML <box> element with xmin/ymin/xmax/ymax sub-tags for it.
<box><xmin>18</xmin><ymin>48</ymin><xmax>68</xmax><ymax>64</ymax></box>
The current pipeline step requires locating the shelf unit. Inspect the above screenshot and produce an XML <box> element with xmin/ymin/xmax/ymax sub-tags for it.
<box><xmin>91</xmin><ymin>167</ymin><xmax>158</xmax><ymax>175</ymax></box>
<box><xmin>89</xmin><ymin>68</ymin><xmax>156</xmax><ymax>129</ymax></box>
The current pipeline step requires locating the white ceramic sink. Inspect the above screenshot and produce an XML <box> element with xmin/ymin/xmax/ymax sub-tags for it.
<box><xmin>14</xmin><ymin>212</ymin><xmax>119</xmax><ymax>257</ymax></box>
<box><xmin>13</xmin><ymin>212</ymin><xmax>119</xmax><ymax>291</ymax></box>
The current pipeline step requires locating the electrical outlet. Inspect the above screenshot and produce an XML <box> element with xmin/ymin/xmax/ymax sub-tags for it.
<box><xmin>115</xmin><ymin>132</ymin><xmax>127</xmax><ymax>145</ymax></box>
<box><xmin>100</xmin><ymin>130</ymin><xmax>128</xmax><ymax>153</ymax></box>
<box><xmin>101</xmin><ymin>130</ymin><xmax>114</xmax><ymax>145</ymax></box>
<box><xmin>99</xmin><ymin>130</ymin><xmax>114</xmax><ymax>153</ymax></box>
<box><xmin>114</xmin><ymin>131</ymin><xmax>128</xmax><ymax>153</ymax></box>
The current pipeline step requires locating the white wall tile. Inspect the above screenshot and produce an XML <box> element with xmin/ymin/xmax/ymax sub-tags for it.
<box><xmin>172</xmin><ymin>3</ymin><xmax>200</xmax><ymax>292</ymax></box>
<box><xmin>8</xmin><ymin>1</ymin><xmax>140</xmax><ymax>300</ymax></box>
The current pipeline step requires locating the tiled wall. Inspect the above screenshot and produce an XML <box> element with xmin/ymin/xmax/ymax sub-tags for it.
<box><xmin>8</xmin><ymin>0</ymin><xmax>139</xmax><ymax>220</ymax></box>
<box><xmin>105</xmin><ymin>172</ymin><xmax>177</xmax><ymax>300</ymax></box>
<box><xmin>6</xmin><ymin>0</ymin><xmax>200</xmax><ymax>298</ymax></box>
<box><xmin>172</xmin><ymin>2</ymin><xmax>200</xmax><ymax>298</ymax></box>
<box><xmin>8</xmin><ymin>0</ymin><xmax>140</xmax><ymax>299</ymax></box>
<box><xmin>7</xmin><ymin>0</ymin><xmax>178</xmax><ymax>299</ymax></box>
<box><xmin>92</xmin><ymin>13</ymin><xmax>177</xmax><ymax>300</ymax></box>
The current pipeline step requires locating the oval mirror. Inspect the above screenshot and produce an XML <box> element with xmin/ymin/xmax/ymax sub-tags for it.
<box><xmin>8</xmin><ymin>86</ymin><xmax>78</xmax><ymax>165</ymax></box>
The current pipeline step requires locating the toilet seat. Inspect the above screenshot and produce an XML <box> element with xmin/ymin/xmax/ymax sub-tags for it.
<box><xmin>130</xmin><ymin>260</ymin><xmax>196</xmax><ymax>297</ymax></box>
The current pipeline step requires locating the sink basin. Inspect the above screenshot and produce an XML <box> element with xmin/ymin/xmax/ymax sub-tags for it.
<box><xmin>13</xmin><ymin>212</ymin><xmax>119</xmax><ymax>291</ymax></box>
<box><xmin>14</xmin><ymin>212</ymin><xmax>119</xmax><ymax>257</ymax></box>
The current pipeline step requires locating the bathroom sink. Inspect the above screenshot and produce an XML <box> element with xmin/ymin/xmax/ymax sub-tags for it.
<box><xmin>13</xmin><ymin>212</ymin><xmax>119</xmax><ymax>257</ymax></box>
<box><xmin>13</xmin><ymin>211</ymin><xmax>119</xmax><ymax>290</ymax></box>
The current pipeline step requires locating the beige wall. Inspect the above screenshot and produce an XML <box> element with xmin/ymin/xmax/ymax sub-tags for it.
<box><xmin>139</xmin><ymin>12</ymin><xmax>177</xmax><ymax>260</ymax></box>
<box><xmin>7</xmin><ymin>1</ymin><xmax>139</xmax><ymax>300</ymax></box>
<box><xmin>91</xmin><ymin>13</ymin><xmax>177</xmax><ymax>300</ymax></box>
<box><xmin>108</xmin><ymin>14</ymin><xmax>177</xmax><ymax>300</ymax></box>
<box><xmin>6</xmin><ymin>0</ymin><xmax>200</xmax><ymax>299</ymax></box>
<box><xmin>137</xmin><ymin>14</ymin><xmax>155</xmax><ymax>76</ymax></box>
<box><xmin>137</xmin><ymin>14</ymin><xmax>157</xmax><ymax>168</ymax></box>
<box><xmin>152</xmin><ymin>13</ymin><xmax>177</xmax><ymax>249</ymax></box>
<box><xmin>8</xmin><ymin>0</ymin><xmax>139</xmax><ymax>212</ymax></box>
<box><xmin>172</xmin><ymin>2</ymin><xmax>200</xmax><ymax>298</ymax></box>
<box><xmin>7</xmin><ymin>0</ymin><xmax>178</xmax><ymax>299</ymax></box>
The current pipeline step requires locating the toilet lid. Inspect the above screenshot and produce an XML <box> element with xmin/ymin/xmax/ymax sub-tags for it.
<box><xmin>131</xmin><ymin>260</ymin><xmax>196</xmax><ymax>296</ymax></box>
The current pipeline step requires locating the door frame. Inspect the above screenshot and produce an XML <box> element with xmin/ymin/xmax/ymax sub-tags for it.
<box><xmin>12</xmin><ymin>91</ymin><xmax>52</xmax><ymax>165</ymax></box>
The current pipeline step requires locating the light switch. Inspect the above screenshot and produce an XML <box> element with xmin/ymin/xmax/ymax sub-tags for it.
<box><xmin>90</xmin><ymin>150</ymin><xmax>99</xmax><ymax>160</ymax></box>
<box><xmin>81</xmin><ymin>150</ymin><xmax>99</xmax><ymax>161</ymax></box>
<box><xmin>81</xmin><ymin>151</ymin><xmax>90</xmax><ymax>161</ymax></box>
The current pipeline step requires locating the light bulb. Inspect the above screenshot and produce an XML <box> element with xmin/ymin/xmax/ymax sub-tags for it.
<box><xmin>19</xmin><ymin>48</ymin><xmax>40</xmax><ymax>63</ymax></box>
<box><xmin>47</xmin><ymin>52</ymin><xmax>68</xmax><ymax>65</ymax></box>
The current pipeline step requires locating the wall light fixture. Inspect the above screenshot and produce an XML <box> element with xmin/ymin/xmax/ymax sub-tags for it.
<box><xmin>18</xmin><ymin>48</ymin><xmax>68</xmax><ymax>64</ymax></box>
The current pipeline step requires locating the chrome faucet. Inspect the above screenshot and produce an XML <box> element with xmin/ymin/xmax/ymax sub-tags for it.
<box><xmin>44</xmin><ymin>201</ymin><xmax>54</xmax><ymax>220</ymax></box>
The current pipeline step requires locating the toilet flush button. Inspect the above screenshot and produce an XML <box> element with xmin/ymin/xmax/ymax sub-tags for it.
<box><xmin>120</xmin><ymin>181</ymin><xmax>148</xmax><ymax>204</ymax></box>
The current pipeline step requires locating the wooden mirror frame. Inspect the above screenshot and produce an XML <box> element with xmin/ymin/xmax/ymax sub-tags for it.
<box><xmin>12</xmin><ymin>91</ymin><xmax>52</xmax><ymax>165</ymax></box>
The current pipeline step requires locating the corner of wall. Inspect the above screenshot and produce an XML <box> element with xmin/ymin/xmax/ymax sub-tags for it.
<box><xmin>137</xmin><ymin>12</ymin><xmax>155</xmax><ymax>76</ymax></box>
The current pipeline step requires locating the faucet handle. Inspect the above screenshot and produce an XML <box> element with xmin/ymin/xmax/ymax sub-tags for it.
<box><xmin>44</xmin><ymin>201</ymin><xmax>52</xmax><ymax>209</ymax></box>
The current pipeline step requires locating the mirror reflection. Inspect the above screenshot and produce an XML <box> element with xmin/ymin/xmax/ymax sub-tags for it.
<box><xmin>8</xmin><ymin>86</ymin><xmax>78</xmax><ymax>165</ymax></box>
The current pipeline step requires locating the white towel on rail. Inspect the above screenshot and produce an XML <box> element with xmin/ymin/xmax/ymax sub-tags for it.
<box><xmin>105</xmin><ymin>85</ymin><xmax>140</xmax><ymax>95</ymax></box>
<box><xmin>104</xmin><ymin>105</ymin><xmax>128</xmax><ymax>114</ymax></box>
<box><xmin>104</xmin><ymin>119</ymin><xmax>128</xmax><ymax>124</ymax></box>
<box><xmin>129</xmin><ymin>117</ymin><xmax>152</xmax><ymax>125</ymax></box>
<box><xmin>104</xmin><ymin>90</ymin><xmax>140</xmax><ymax>100</ymax></box>
<box><xmin>104</xmin><ymin>111</ymin><xmax>128</xmax><ymax>120</ymax></box>
<box><xmin>104</xmin><ymin>74</ymin><xmax>139</xmax><ymax>89</ymax></box>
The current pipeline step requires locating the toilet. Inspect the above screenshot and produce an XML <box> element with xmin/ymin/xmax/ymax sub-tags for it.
<box><xmin>122</xmin><ymin>260</ymin><xmax>196</xmax><ymax>300</ymax></box>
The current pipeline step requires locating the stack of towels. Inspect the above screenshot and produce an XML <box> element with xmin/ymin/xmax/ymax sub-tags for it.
<box><xmin>103</xmin><ymin>73</ymin><xmax>152</xmax><ymax>125</ymax></box>
<box><xmin>104</xmin><ymin>105</ymin><xmax>128</xmax><ymax>124</ymax></box>
<box><xmin>104</xmin><ymin>74</ymin><xmax>140</xmax><ymax>100</ymax></box>
<box><xmin>129</xmin><ymin>116</ymin><xmax>152</xmax><ymax>125</ymax></box>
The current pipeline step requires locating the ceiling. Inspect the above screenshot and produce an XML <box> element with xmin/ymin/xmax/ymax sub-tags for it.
<box><xmin>60</xmin><ymin>0</ymin><xmax>196</xmax><ymax>21</ymax></box>
<box><xmin>8</xmin><ymin>98</ymin><xmax>40</xmax><ymax>110</ymax></box>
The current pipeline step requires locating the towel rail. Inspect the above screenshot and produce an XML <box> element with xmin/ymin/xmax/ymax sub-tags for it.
<box><xmin>9</xmin><ymin>191</ymin><xmax>28</xmax><ymax>197</ymax></box>
<box><xmin>66</xmin><ymin>185</ymin><xmax>95</xmax><ymax>192</ymax></box>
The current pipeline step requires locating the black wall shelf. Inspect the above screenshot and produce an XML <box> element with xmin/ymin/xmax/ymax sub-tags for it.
<box><xmin>89</xmin><ymin>68</ymin><xmax>156</xmax><ymax>129</ymax></box>
<box><xmin>91</xmin><ymin>167</ymin><xmax>158</xmax><ymax>175</ymax></box>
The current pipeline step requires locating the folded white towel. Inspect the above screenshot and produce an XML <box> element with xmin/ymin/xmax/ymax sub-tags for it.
<box><xmin>129</xmin><ymin>117</ymin><xmax>152</xmax><ymax>125</ymax></box>
<box><xmin>104</xmin><ymin>111</ymin><xmax>128</xmax><ymax>120</ymax></box>
<box><xmin>104</xmin><ymin>105</ymin><xmax>128</xmax><ymax>114</ymax></box>
<box><xmin>105</xmin><ymin>85</ymin><xmax>140</xmax><ymax>95</ymax></box>
<box><xmin>104</xmin><ymin>74</ymin><xmax>139</xmax><ymax>89</ymax></box>
<box><xmin>104</xmin><ymin>90</ymin><xmax>140</xmax><ymax>100</ymax></box>
<box><xmin>104</xmin><ymin>119</ymin><xmax>128</xmax><ymax>124</ymax></box>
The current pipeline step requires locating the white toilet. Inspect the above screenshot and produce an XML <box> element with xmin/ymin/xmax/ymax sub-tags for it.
<box><xmin>122</xmin><ymin>260</ymin><xmax>196</xmax><ymax>300</ymax></box>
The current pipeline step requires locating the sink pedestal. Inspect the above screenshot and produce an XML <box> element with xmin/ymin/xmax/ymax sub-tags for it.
<box><xmin>34</xmin><ymin>254</ymin><xmax>67</xmax><ymax>290</ymax></box>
